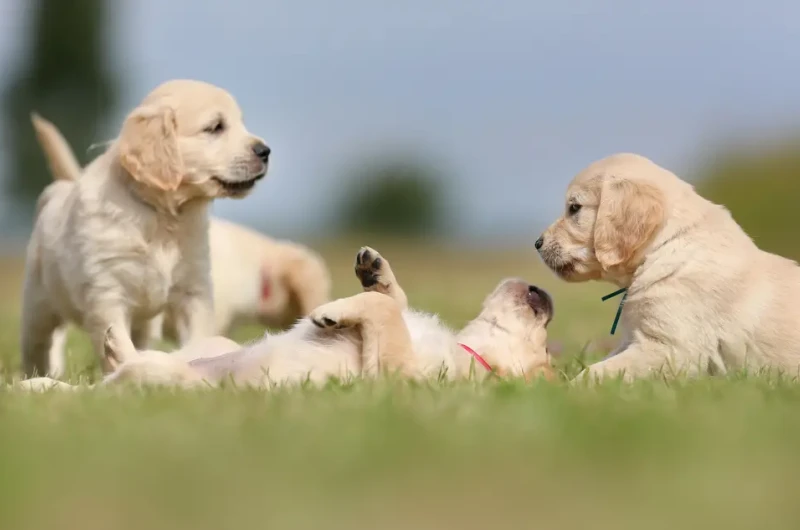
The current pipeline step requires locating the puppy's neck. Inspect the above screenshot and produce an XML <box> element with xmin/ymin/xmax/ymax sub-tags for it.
<box><xmin>455</xmin><ymin>317</ymin><xmax>509</xmax><ymax>377</ymax></box>
<box><xmin>623</xmin><ymin>192</ymin><xmax>723</xmax><ymax>293</ymax></box>
<box><xmin>457</xmin><ymin>316</ymin><xmax>550</xmax><ymax>379</ymax></box>
<box><xmin>105</xmin><ymin>148</ymin><xmax>208</xmax><ymax>229</ymax></box>
<box><xmin>601</xmin><ymin>267</ymin><xmax>637</xmax><ymax>288</ymax></box>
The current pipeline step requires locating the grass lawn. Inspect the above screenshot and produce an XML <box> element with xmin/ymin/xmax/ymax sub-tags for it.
<box><xmin>1</xmin><ymin>240</ymin><xmax>799</xmax><ymax>529</ymax></box>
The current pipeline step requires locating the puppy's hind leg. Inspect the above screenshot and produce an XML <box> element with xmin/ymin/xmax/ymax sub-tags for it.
<box><xmin>86</xmin><ymin>307</ymin><xmax>137</xmax><ymax>373</ymax></box>
<box><xmin>16</xmin><ymin>377</ymin><xmax>80</xmax><ymax>392</ymax></box>
<box><xmin>99</xmin><ymin>327</ymin><xmax>207</xmax><ymax>389</ymax></box>
<box><xmin>20</xmin><ymin>282</ymin><xmax>64</xmax><ymax>378</ymax></box>
<box><xmin>310</xmin><ymin>291</ymin><xmax>414</xmax><ymax>377</ymax></box>
<box><xmin>354</xmin><ymin>247</ymin><xmax>408</xmax><ymax>309</ymax></box>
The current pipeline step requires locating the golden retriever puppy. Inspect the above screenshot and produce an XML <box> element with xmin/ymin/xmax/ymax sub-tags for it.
<box><xmin>22</xmin><ymin>80</ymin><xmax>270</xmax><ymax>378</ymax></box>
<box><xmin>18</xmin><ymin>247</ymin><xmax>554</xmax><ymax>391</ymax></box>
<box><xmin>148</xmin><ymin>217</ymin><xmax>331</xmax><ymax>340</ymax></box>
<box><xmin>536</xmin><ymin>153</ymin><xmax>800</xmax><ymax>382</ymax></box>
<box><xmin>30</xmin><ymin>116</ymin><xmax>327</xmax><ymax>337</ymax></box>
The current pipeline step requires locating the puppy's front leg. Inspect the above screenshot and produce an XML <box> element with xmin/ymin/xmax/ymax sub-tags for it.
<box><xmin>170</xmin><ymin>286</ymin><xmax>214</xmax><ymax>346</ymax></box>
<box><xmin>309</xmin><ymin>292</ymin><xmax>414</xmax><ymax>377</ymax></box>
<box><xmin>573</xmin><ymin>341</ymin><xmax>708</xmax><ymax>384</ymax></box>
<box><xmin>171</xmin><ymin>222</ymin><xmax>216</xmax><ymax>345</ymax></box>
<box><xmin>354</xmin><ymin>247</ymin><xmax>408</xmax><ymax>310</ymax></box>
<box><xmin>144</xmin><ymin>313</ymin><xmax>165</xmax><ymax>345</ymax></box>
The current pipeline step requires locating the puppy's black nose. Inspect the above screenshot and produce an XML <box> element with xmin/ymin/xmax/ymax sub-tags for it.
<box><xmin>252</xmin><ymin>142</ymin><xmax>271</xmax><ymax>163</ymax></box>
<box><xmin>535</xmin><ymin>236</ymin><xmax>544</xmax><ymax>250</ymax></box>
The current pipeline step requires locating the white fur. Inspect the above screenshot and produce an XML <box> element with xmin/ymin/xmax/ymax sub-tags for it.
<box><xmin>22</xmin><ymin>80</ymin><xmax>269</xmax><ymax>377</ymax></box>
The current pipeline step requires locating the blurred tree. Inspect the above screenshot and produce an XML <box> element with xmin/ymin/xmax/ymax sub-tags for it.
<box><xmin>2</xmin><ymin>0</ymin><xmax>118</xmax><ymax>220</ymax></box>
<box><xmin>335</xmin><ymin>154</ymin><xmax>449</xmax><ymax>237</ymax></box>
<box><xmin>696</xmin><ymin>138</ymin><xmax>800</xmax><ymax>259</ymax></box>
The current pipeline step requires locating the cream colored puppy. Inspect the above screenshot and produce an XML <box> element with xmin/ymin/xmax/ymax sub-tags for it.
<box><xmin>18</xmin><ymin>247</ymin><xmax>554</xmax><ymax>391</ymax></box>
<box><xmin>23</xmin><ymin>80</ymin><xmax>270</xmax><ymax>378</ymax></box>
<box><xmin>536</xmin><ymin>153</ymin><xmax>800</xmax><ymax>382</ymax></box>
<box><xmin>29</xmin><ymin>119</ymin><xmax>328</xmax><ymax>336</ymax></box>
<box><xmin>149</xmin><ymin>217</ymin><xmax>331</xmax><ymax>340</ymax></box>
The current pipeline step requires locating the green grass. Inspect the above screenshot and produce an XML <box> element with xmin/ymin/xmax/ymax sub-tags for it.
<box><xmin>2</xmin><ymin>241</ymin><xmax>799</xmax><ymax>529</ymax></box>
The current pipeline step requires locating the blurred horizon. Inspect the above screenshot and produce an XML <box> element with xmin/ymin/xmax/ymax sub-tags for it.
<box><xmin>1</xmin><ymin>0</ymin><xmax>800</xmax><ymax>249</ymax></box>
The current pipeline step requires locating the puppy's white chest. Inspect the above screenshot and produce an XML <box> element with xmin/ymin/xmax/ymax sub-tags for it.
<box><xmin>138</xmin><ymin>243</ymin><xmax>180</xmax><ymax>311</ymax></box>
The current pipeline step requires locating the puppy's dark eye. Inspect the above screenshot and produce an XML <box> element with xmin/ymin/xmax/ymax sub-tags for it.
<box><xmin>568</xmin><ymin>203</ymin><xmax>582</xmax><ymax>215</ymax></box>
<box><xmin>204</xmin><ymin>120</ymin><xmax>225</xmax><ymax>134</ymax></box>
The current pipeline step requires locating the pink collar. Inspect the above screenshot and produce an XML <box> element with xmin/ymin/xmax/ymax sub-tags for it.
<box><xmin>458</xmin><ymin>343</ymin><xmax>493</xmax><ymax>372</ymax></box>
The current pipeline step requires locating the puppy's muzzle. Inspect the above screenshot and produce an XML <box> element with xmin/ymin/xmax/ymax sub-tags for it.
<box><xmin>535</xmin><ymin>235</ymin><xmax>571</xmax><ymax>277</ymax></box>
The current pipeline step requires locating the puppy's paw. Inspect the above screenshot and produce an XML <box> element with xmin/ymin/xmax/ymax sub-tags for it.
<box><xmin>355</xmin><ymin>247</ymin><xmax>389</xmax><ymax>290</ymax></box>
<box><xmin>310</xmin><ymin>299</ymin><xmax>357</xmax><ymax>330</ymax></box>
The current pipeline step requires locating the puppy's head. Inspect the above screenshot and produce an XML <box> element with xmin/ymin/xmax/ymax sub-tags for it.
<box><xmin>118</xmin><ymin>79</ymin><xmax>269</xmax><ymax>203</ymax></box>
<box><xmin>536</xmin><ymin>153</ymin><xmax>666</xmax><ymax>283</ymax></box>
<box><xmin>457</xmin><ymin>279</ymin><xmax>554</xmax><ymax>381</ymax></box>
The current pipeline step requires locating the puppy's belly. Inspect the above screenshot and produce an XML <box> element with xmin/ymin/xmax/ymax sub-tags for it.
<box><xmin>212</xmin><ymin>332</ymin><xmax>362</xmax><ymax>387</ymax></box>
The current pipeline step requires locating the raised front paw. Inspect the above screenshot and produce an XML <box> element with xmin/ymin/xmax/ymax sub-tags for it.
<box><xmin>355</xmin><ymin>246</ymin><xmax>387</xmax><ymax>289</ymax></box>
<box><xmin>310</xmin><ymin>299</ymin><xmax>356</xmax><ymax>330</ymax></box>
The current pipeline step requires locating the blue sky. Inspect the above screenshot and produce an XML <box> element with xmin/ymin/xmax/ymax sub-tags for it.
<box><xmin>1</xmin><ymin>0</ymin><xmax>799</xmax><ymax>242</ymax></box>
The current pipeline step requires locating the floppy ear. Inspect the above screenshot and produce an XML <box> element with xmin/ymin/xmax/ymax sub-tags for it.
<box><xmin>594</xmin><ymin>178</ymin><xmax>665</xmax><ymax>271</ymax></box>
<box><xmin>118</xmin><ymin>105</ymin><xmax>184</xmax><ymax>191</ymax></box>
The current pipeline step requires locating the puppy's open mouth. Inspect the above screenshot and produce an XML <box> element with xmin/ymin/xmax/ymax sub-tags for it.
<box><xmin>212</xmin><ymin>172</ymin><xmax>265</xmax><ymax>195</ymax></box>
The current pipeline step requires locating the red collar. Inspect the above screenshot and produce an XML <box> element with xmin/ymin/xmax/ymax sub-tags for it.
<box><xmin>458</xmin><ymin>343</ymin><xmax>493</xmax><ymax>372</ymax></box>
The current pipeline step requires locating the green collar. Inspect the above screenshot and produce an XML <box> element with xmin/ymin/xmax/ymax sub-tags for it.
<box><xmin>601</xmin><ymin>288</ymin><xmax>628</xmax><ymax>335</ymax></box>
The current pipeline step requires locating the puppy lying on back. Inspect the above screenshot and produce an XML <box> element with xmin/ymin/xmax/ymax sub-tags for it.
<box><xmin>19</xmin><ymin>247</ymin><xmax>555</xmax><ymax>391</ymax></box>
<box><xmin>536</xmin><ymin>153</ymin><xmax>800</xmax><ymax>381</ymax></box>
<box><xmin>31</xmin><ymin>117</ymin><xmax>328</xmax><ymax>338</ymax></box>
<box><xmin>24</xmin><ymin>80</ymin><xmax>270</xmax><ymax>378</ymax></box>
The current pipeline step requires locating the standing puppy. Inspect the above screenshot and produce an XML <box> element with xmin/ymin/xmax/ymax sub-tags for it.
<box><xmin>29</xmin><ymin>118</ymin><xmax>328</xmax><ymax>337</ymax></box>
<box><xmin>536</xmin><ymin>153</ymin><xmax>800</xmax><ymax>382</ymax></box>
<box><xmin>23</xmin><ymin>79</ymin><xmax>270</xmax><ymax>377</ymax></box>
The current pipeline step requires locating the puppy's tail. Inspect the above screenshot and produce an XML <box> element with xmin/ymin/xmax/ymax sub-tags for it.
<box><xmin>30</xmin><ymin>112</ymin><xmax>82</xmax><ymax>182</ymax></box>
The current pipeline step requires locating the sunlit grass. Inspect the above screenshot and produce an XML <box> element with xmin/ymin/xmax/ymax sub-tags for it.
<box><xmin>1</xmin><ymin>241</ymin><xmax>798</xmax><ymax>529</ymax></box>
